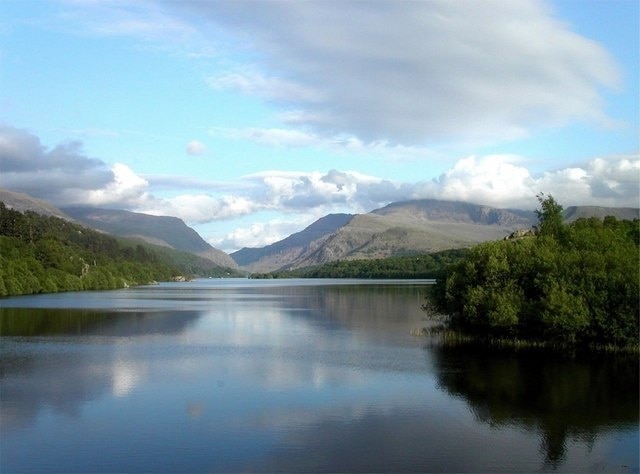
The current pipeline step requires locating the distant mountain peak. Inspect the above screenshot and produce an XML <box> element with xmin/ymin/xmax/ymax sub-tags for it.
<box><xmin>231</xmin><ymin>213</ymin><xmax>353</xmax><ymax>270</ymax></box>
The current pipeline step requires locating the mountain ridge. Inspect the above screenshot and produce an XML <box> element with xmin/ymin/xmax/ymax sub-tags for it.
<box><xmin>0</xmin><ymin>188</ymin><xmax>74</xmax><ymax>221</ymax></box>
<box><xmin>231</xmin><ymin>213</ymin><xmax>353</xmax><ymax>271</ymax></box>
<box><xmin>3</xmin><ymin>188</ymin><xmax>636</xmax><ymax>275</ymax></box>
<box><xmin>62</xmin><ymin>206</ymin><xmax>238</xmax><ymax>269</ymax></box>
<box><xmin>232</xmin><ymin>199</ymin><xmax>638</xmax><ymax>272</ymax></box>
<box><xmin>0</xmin><ymin>188</ymin><xmax>237</xmax><ymax>270</ymax></box>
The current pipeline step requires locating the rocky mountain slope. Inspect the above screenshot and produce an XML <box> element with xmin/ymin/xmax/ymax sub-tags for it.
<box><xmin>231</xmin><ymin>213</ymin><xmax>353</xmax><ymax>272</ymax></box>
<box><xmin>62</xmin><ymin>207</ymin><xmax>237</xmax><ymax>269</ymax></box>
<box><xmin>232</xmin><ymin>199</ymin><xmax>639</xmax><ymax>273</ymax></box>
<box><xmin>233</xmin><ymin>200</ymin><xmax>538</xmax><ymax>272</ymax></box>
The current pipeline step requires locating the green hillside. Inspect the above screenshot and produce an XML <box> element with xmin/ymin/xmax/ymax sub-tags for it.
<box><xmin>251</xmin><ymin>248</ymin><xmax>469</xmax><ymax>279</ymax></box>
<box><xmin>0</xmin><ymin>203</ymin><xmax>238</xmax><ymax>297</ymax></box>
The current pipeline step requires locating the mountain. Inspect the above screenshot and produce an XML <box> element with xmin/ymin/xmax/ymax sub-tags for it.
<box><xmin>61</xmin><ymin>207</ymin><xmax>238</xmax><ymax>269</ymax></box>
<box><xmin>288</xmin><ymin>200</ymin><xmax>537</xmax><ymax>270</ymax></box>
<box><xmin>233</xmin><ymin>200</ymin><xmax>538</xmax><ymax>272</ymax></box>
<box><xmin>563</xmin><ymin>206</ymin><xmax>639</xmax><ymax>222</ymax></box>
<box><xmin>231</xmin><ymin>213</ymin><xmax>353</xmax><ymax>272</ymax></box>
<box><xmin>0</xmin><ymin>188</ymin><xmax>73</xmax><ymax>221</ymax></box>
<box><xmin>233</xmin><ymin>199</ymin><xmax>639</xmax><ymax>273</ymax></box>
<box><xmin>371</xmin><ymin>199</ymin><xmax>537</xmax><ymax>225</ymax></box>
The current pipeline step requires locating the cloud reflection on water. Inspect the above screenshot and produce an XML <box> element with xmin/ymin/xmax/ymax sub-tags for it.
<box><xmin>1</xmin><ymin>281</ymin><xmax>637</xmax><ymax>472</ymax></box>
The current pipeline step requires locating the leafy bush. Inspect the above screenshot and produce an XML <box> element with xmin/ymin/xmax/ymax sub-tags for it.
<box><xmin>431</xmin><ymin>195</ymin><xmax>639</xmax><ymax>349</ymax></box>
<box><xmin>253</xmin><ymin>248</ymin><xmax>469</xmax><ymax>279</ymax></box>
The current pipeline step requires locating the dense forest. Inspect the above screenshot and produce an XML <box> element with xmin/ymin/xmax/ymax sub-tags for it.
<box><xmin>0</xmin><ymin>203</ymin><xmax>234</xmax><ymax>297</ymax></box>
<box><xmin>429</xmin><ymin>195</ymin><xmax>639</xmax><ymax>350</ymax></box>
<box><xmin>250</xmin><ymin>248</ymin><xmax>469</xmax><ymax>279</ymax></box>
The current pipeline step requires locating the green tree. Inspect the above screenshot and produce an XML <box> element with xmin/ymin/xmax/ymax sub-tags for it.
<box><xmin>535</xmin><ymin>193</ymin><xmax>564</xmax><ymax>239</ymax></box>
<box><xmin>429</xmin><ymin>196</ymin><xmax>639</xmax><ymax>350</ymax></box>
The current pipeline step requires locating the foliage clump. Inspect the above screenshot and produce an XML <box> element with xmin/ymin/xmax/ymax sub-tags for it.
<box><xmin>430</xmin><ymin>194</ymin><xmax>639</xmax><ymax>350</ymax></box>
<box><xmin>251</xmin><ymin>248</ymin><xmax>469</xmax><ymax>279</ymax></box>
<box><xmin>0</xmin><ymin>203</ymin><xmax>182</xmax><ymax>296</ymax></box>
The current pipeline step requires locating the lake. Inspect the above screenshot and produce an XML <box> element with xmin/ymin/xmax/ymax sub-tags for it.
<box><xmin>1</xmin><ymin>279</ymin><xmax>637</xmax><ymax>473</ymax></box>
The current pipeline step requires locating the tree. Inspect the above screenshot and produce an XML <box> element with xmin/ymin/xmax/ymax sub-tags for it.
<box><xmin>535</xmin><ymin>193</ymin><xmax>564</xmax><ymax>239</ymax></box>
<box><xmin>429</xmin><ymin>196</ymin><xmax>639</xmax><ymax>350</ymax></box>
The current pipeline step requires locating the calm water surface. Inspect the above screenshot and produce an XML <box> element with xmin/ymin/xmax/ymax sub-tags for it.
<box><xmin>1</xmin><ymin>279</ymin><xmax>637</xmax><ymax>473</ymax></box>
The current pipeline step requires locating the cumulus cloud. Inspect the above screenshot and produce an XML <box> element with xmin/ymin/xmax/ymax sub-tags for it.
<box><xmin>140</xmin><ymin>154</ymin><xmax>639</xmax><ymax>235</ymax></box>
<box><xmin>421</xmin><ymin>154</ymin><xmax>639</xmax><ymax>209</ymax></box>
<box><xmin>1</xmin><ymin>125</ymin><xmax>636</xmax><ymax>252</ymax></box>
<box><xmin>210</xmin><ymin>217</ymin><xmax>315</xmax><ymax>251</ymax></box>
<box><xmin>85</xmin><ymin>163</ymin><xmax>150</xmax><ymax>206</ymax></box>
<box><xmin>0</xmin><ymin>124</ymin><xmax>110</xmax><ymax>202</ymax></box>
<box><xmin>186</xmin><ymin>140</ymin><xmax>206</xmax><ymax>155</ymax></box>
<box><xmin>139</xmin><ymin>193</ymin><xmax>258</xmax><ymax>223</ymax></box>
<box><xmin>427</xmin><ymin>155</ymin><xmax>537</xmax><ymax>208</ymax></box>
<box><xmin>137</xmin><ymin>169</ymin><xmax>384</xmax><ymax>224</ymax></box>
<box><xmin>536</xmin><ymin>156</ymin><xmax>640</xmax><ymax>207</ymax></box>
<box><xmin>0</xmin><ymin>124</ymin><xmax>148</xmax><ymax>207</ymax></box>
<box><xmin>181</xmin><ymin>0</ymin><xmax>619</xmax><ymax>144</ymax></box>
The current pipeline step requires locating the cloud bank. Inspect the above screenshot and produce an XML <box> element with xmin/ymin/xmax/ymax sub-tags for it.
<box><xmin>0</xmin><ymin>124</ymin><xmax>148</xmax><ymax>207</ymax></box>
<box><xmin>187</xmin><ymin>0</ymin><xmax>619</xmax><ymax>144</ymax></box>
<box><xmin>62</xmin><ymin>0</ymin><xmax>621</xmax><ymax>146</ymax></box>
<box><xmin>1</xmin><ymin>125</ymin><xmax>637</xmax><ymax>250</ymax></box>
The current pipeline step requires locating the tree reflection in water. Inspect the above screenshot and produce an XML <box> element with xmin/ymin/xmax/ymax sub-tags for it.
<box><xmin>432</xmin><ymin>345</ymin><xmax>639</xmax><ymax>466</ymax></box>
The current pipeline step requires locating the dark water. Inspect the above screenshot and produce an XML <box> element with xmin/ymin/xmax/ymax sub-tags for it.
<box><xmin>1</xmin><ymin>279</ymin><xmax>637</xmax><ymax>473</ymax></box>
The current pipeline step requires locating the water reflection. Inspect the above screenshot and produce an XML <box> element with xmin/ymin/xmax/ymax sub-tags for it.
<box><xmin>432</xmin><ymin>345</ymin><xmax>640</xmax><ymax>466</ymax></box>
<box><xmin>0</xmin><ymin>308</ymin><xmax>202</xmax><ymax>431</ymax></box>
<box><xmin>1</xmin><ymin>281</ymin><xmax>637</xmax><ymax>473</ymax></box>
<box><xmin>0</xmin><ymin>307</ymin><xmax>201</xmax><ymax>337</ymax></box>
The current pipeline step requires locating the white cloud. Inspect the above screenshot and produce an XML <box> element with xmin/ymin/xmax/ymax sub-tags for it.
<box><xmin>421</xmin><ymin>154</ymin><xmax>639</xmax><ymax>209</ymax></box>
<box><xmin>186</xmin><ymin>140</ymin><xmax>206</xmax><ymax>155</ymax></box>
<box><xmin>177</xmin><ymin>0</ymin><xmax>620</xmax><ymax>144</ymax></box>
<box><xmin>203</xmin><ymin>154</ymin><xmax>639</xmax><ymax>250</ymax></box>
<box><xmin>138</xmin><ymin>193</ymin><xmax>258</xmax><ymax>223</ymax></box>
<box><xmin>210</xmin><ymin>126</ymin><xmax>319</xmax><ymax>148</ymax></box>
<box><xmin>207</xmin><ymin>69</ymin><xmax>321</xmax><ymax>103</ymax></box>
<box><xmin>60</xmin><ymin>0</ymin><xmax>200</xmax><ymax>45</ymax></box>
<box><xmin>85</xmin><ymin>163</ymin><xmax>149</xmax><ymax>207</ymax></box>
<box><xmin>209</xmin><ymin>126</ymin><xmax>436</xmax><ymax>162</ymax></box>
<box><xmin>210</xmin><ymin>217</ymin><xmax>314</xmax><ymax>251</ymax></box>
<box><xmin>2</xmin><ymin>126</ymin><xmax>637</xmax><ymax>252</ymax></box>
<box><xmin>429</xmin><ymin>155</ymin><xmax>537</xmax><ymax>208</ymax></box>
<box><xmin>0</xmin><ymin>124</ymin><xmax>150</xmax><ymax>208</ymax></box>
<box><xmin>146</xmin><ymin>155</ymin><xmax>639</xmax><ymax>233</ymax></box>
<box><xmin>0</xmin><ymin>124</ymin><xmax>115</xmax><ymax>204</ymax></box>
<box><xmin>54</xmin><ymin>0</ymin><xmax>623</xmax><ymax>146</ymax></box>
<box><xmin>536</xmin><ymin>156</ymin><xmax>640</xmax><ymax>207</ymax></box>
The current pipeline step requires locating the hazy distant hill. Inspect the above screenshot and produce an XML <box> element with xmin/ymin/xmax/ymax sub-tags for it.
<box><xmin>233</xmin><ymin>199</ymin><xmax>639</xmax><ymax>273</ymax></box>
<box><xmin>231</xmin><ymin>213</ymin><xmax>353</xmax><ymax>272</ymax></box>
<box><xmin>563</xmin><ymin>206</ymin><xmax>639</xmax><ymax>222</ymax></box>
<box><xmin>372</xmin><ymin>199</ymin><xmax>537</xmax><ymax>225</ymax></box>
<box><xmin>62</xmin><ymin>207</ymin><xmax>238</xmax><ymax>269</ymax></box>
<box><xmin>0</xmin><ymin>188</ymin><xmax>73</xmax><ymax>221</ymax></box>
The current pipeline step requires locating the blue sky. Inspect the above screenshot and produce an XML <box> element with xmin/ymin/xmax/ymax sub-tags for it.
<box><xmin>0</xmin><ymin>0</ymin><xmax>638</xmax><ymax>252</ymax></box>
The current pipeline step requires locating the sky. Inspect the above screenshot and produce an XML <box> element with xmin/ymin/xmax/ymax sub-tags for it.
<box><xmin>0</xmin><ymin>0</ymin><xmax>638</xmax><ymax>253</ymax></box>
